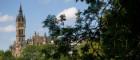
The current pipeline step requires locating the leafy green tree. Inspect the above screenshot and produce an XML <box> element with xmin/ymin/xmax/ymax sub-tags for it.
<box><xmin>42</xmin><ymin>0</ymin><xmax>140</xmax><ymax>60</ymax></box>
<box><xmin>3</xmin><ymin>50</ymin><xmax>15</xmax><ymax>60</ymax></box>
<box><xmin>0</xmin><ymin>50</ymin><xmax>4</xmax><ymax>60</ymax></box>
<box><xmin>19</xmin><ymin>45</ymin><xmax>42</xmax><ymax>60</ymax></box>
<box><xmin>41</xmin><ymin>44</ymin><xmax>58</xmax><ymax>60</ymax></box>
<box><xmin>43</xmin><ymin>0</ymin><xmax>106</xmax><ymax>59</ymax></box>
<box><xmin>76</xmin><ymin>0</ymin><xmax>140</xmax><ymax>59</ymax></box>
<box><xmin>43</xmin><ymin>14</ymin><xmax>74</xmax><ymax>59</ymax></box>
<box><xmin>0</xmin><ymin>50</ymin><xmax>16</xmax><ymax>60</ymax></box>
<box><xmin>43</xmin><ymin>15</ymin><xmax>60</xmax><ymax>41</ymax></box>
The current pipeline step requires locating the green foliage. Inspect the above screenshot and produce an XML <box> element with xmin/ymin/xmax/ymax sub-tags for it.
<box><xmin>18</xmin><ymin>44</ymin><xmax>59</xmax><ymax>60</ymax></box>
<box><xmin>19</xmin><ymin>44</ymin><xmax>71</xmax><ymax>60</ymax></box>
<box><xmin>42</xmin><ymin>0</ymin><xmax>106</xmax><ymax>60</ymax></box>
<box><xmin>77</xmin><ymin>40</ymin><xmax>105</xmax><ymax>60</ymax></box>
<box><xmin>20</xmin><ymin>45</ymin><xmax>42</xmax><ymax>60</ymax></box>
<box><xmin>0</xmin><ymin>50</ymin><xmax>4</xmax><ymax>60</ymax></box>
<box><xmin>0</xmin><ymin>50</ymin><xmax>15</xmax><ymax>60</ymax></box>
<box><xmin>101</xmin><ymin>0</ymin><xmax>140</xmax><ymax>59</ymax></box>
<box><xmin>43</xmin><ymin>15</ymin><xmax>60</xmax><ymax>37</ymax></box>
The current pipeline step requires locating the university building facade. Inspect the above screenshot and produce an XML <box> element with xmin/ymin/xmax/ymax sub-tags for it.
<box><xmin>10</xmin><ymin>5</ymin><xmax>48</xmax><ymax>57</ymax></box>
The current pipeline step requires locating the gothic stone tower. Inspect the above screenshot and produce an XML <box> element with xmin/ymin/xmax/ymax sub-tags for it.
<box><xmin>14</xmin><ymin>4</ymin><xmax>26</xmax><ymax>57</ymax></box>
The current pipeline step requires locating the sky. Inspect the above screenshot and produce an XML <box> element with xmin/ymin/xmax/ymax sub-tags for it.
<box><xmin>0</xmin><ymin>0</ymin><xmax>88</xmax><ymax>51</ymax></box>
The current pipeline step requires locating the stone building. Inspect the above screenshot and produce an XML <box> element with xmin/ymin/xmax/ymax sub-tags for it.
<box><xmin>10</xmin><ymin>5</ymin><xmax>48</xmax><ymax>57</ymax></box>
<box><xmin>27</xmin><ymin>32</ymin><xmax>48</xmax><ymax>45</ymax></box>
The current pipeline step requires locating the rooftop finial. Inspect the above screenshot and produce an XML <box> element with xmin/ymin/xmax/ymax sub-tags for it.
<box><xmin>19</xmin><ymin>3</ymin><xmax>22</xmax><ymax>13</ymax></box>
<box><xmin>18</xmin><ymin>2</ymin><xmax>23</xmax><ymax>16</ymax></box>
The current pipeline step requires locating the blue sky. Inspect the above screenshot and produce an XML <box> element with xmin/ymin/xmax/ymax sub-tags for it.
<box><xmin>0</xmin><ymin>0</ymin><xmax>87</xmax><ymax>51</ymax></box>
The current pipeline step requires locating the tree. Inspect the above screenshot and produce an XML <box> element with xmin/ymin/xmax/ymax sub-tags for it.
<box><xmin>0</xmin><ymin>50</ymin><xmax>4</xmax><ymax>60</ymax></box>
<box><xmin>43</xmin><ymin>14</ymin><xmax>74</xmax><ymax>60</ymax></box>
<box><xmin>19</xmin><ymin>45</ymin><xmax>42</xmax><ymax>60</ymax></box>
<box><xmin>43</xmin><ymin>0</ymin><xmax>106</xmax><ymax>59</ymax></box>
<box><xmin>0</xmin><ymin>50</ymin><xmax>15</xmax><ymax>60</ymax></box>
<box><xmin>42</xmin><ymin>0</ymin><xmax>140</xmax><ymax>59</ymax></box>
<box><xmin>75</xmin><ymin>0</ymin><xmax>140</xmax><ymax>59</ymax></box>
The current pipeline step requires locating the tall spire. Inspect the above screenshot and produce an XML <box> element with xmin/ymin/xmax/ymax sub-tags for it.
<box><xmin>19</xmin><ymin>4</ymin><xmax>22</xmax><ymax>12</ymax></box>
<box><xmin>18</xmin><ymin>3</ymin><xmax>23</xmax><ymax>16</ymax></box>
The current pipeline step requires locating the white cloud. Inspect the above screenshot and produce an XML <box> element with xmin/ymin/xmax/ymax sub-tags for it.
<box><xmin>0</xmin><ymin>14</ymin><xmax>14</xmax><ymax>22</ymax></box>
<box><xmin>0</xmin><ymin>25</ymin><xmax>16</xmax><ymax>32</ymax></box>
<box><xmin>57</xmin><ymin>7</ymin><xmax>78</xmax><ymax>20</ymax></box>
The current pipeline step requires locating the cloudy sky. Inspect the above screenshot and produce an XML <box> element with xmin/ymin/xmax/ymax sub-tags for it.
<box><xmin>0</xmin><ymin>0</ymin><xmax>87</xmax><ymax>51</ymax></box>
